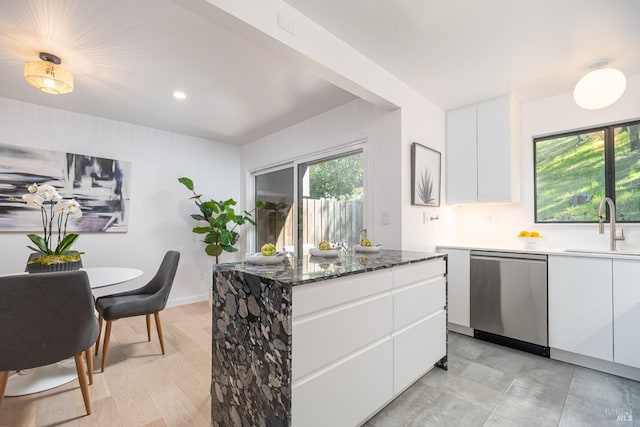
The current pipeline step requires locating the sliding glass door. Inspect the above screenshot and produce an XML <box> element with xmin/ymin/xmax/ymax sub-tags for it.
<box><xmin>254</xmin><ymin>167</ymin><xmax>295</xmax><ymax>252</ymax></box>
<box><xmin>298</xmin><ymin>150</ymin><xmax>364</xmax><ymax>255</ymax></box>
<box><xmin>253</xmin><ymin>147</ymin><xmax>364</xmax><ymax>256</ymax></box>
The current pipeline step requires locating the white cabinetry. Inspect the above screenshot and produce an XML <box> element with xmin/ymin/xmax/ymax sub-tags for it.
<box><xmin>392</xmin><ymin>261</ymin><xmax>446</xmax><ymax>395</ymax></box>
<box><xmin>438</xmin><ymin>248</ymin><xmax>470</xmax><ymax>327</ymax></box>
<box><xmin>291</xmin><ymin>258</ymin><xmax>446</xmax><ymax>426</ymax></box>
<box><xmin>613</xmin><ymin>259</ymin><xmax>640</xmax><ymax>368</ymax></box>
<box><xmin>446</xmin><ymin>105</ymin><xmax>477</xmax><ymax>203</ymax></box>
<box><xmin>446</xmin><ymin>95</ymin><xmax>519</xmax><ymax>204</ymax></box>
<box><xmin>548</xmin><ymin>256</ymin><xmax>613</xmax><ymax>361</ymax></box>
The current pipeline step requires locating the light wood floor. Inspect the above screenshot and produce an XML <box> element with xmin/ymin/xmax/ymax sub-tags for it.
<box><xmin>0</xmin><ymin>301</ymin><xmax>212</xmax><ymax>427</ymax></box>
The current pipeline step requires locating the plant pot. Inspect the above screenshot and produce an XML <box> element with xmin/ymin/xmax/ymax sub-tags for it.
<box><xmin>25</xmin><ymin>253</ymin><xmax>83</xmax><ymax>274</ymax></box>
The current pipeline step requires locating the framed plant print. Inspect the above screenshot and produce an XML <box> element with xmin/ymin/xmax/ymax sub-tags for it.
<box><xmin>411</xmin><ymin>143</ymin><xmax>441</xmax><ymax>206</ymax></box>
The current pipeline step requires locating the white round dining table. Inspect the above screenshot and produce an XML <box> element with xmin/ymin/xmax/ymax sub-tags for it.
<box><xmin>82</xmin><ymin>267</ymin><xmax>143</xmax><ymax>288</ymax></box>
<box><xmin>4</xmin><ymin>267</ymin><xmax>143</xmax><ymax>397</ymax></box>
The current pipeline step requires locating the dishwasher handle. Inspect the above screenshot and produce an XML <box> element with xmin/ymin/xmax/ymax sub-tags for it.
<box><xmin>471</xmin><ymin>255</ymin><xmax>547</xmax><ymax>264</ymax></box>
<box><xmin>470</xmin><ymin>250</ymin><xmax>547</xmax><ymax>263</ymax></box>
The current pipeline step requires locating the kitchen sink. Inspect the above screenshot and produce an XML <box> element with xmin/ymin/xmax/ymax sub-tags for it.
<box><xmin>563</xmin><ymin>248</ymin><xmax>640</xmax><ymax>256</ymax></box>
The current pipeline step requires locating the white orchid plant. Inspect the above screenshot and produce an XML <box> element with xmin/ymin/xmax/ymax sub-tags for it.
<box><xmin>22</xmin><ymin>183</ymin><xmax>83</xmax><ymax>260</ymax></box>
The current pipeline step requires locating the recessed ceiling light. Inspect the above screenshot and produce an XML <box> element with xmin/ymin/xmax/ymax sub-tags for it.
<box><xmin>172</xmin><ymin>91</ymin><xmax>186</xmax><ymax>100</ymax></box>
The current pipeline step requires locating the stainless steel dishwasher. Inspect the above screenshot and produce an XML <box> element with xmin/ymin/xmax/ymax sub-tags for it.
<box><xmin>470</xmin><ymin>251</ymin><xmax>549</xmax><ymax>356</ymax></box>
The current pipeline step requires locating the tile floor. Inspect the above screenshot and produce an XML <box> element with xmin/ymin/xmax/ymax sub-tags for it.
<box><xmin>366</xmin><ymin>332</ymin><xmax>639</xmax><ymax>427</ymax></box>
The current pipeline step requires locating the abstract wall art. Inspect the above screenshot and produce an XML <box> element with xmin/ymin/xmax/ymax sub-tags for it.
<box><xmin>0</xmin><ymin>143</ymin><xmax>131</xmax><ymax>232</ymax></box>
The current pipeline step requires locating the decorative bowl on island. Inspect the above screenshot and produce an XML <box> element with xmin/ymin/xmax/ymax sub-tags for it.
<box><xmin>354</xmin><ymin>244</ymin><xmax>381</xmax><ymax>253</ymax></box>
<box><xmin>246</xmin><ymin>253</ymin><xmax>286</xmax><ymax>265</ymax></box>
<box><xmin>309</xmin><ymin>247</ymin><xmax>341</xmax><ymax>257</ymax></box>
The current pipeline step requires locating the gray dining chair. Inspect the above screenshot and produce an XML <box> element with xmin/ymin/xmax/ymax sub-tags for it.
<box><xmin>94</xmin><ymin>251</ymin><xmax>180</xmax><ymax>372</ymax></box>
<box><xmin>0</xmin><ymin>271</ymin><xmax>98</xmax><ymax>415</ymax></box>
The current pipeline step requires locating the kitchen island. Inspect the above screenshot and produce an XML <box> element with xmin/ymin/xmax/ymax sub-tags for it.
<box><xmin>211</xmin><ymin>249</ymin><xmax>447</xmax><ymax>427</ymax></box>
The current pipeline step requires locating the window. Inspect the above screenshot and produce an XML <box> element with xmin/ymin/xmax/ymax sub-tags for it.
<box><xmin>534</xmin><ymin>120</ymin><xmax>640</xmax><ymax>223</ymax></box>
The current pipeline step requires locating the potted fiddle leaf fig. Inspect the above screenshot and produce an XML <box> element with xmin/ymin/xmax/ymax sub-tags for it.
<box><xmin>179</xmin><ymin>177</ymin><xmax>262</xmax><ymax>264</ymax></box>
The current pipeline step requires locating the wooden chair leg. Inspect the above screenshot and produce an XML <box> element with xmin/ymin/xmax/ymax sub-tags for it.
<box><xmin>85</xmin><ymin>347</ymin><xmax>94</xmax><ymax>385</ymax></box>
<box><xmin>95</xmin><ymin>313</ymin><xmax>103</xmax><ymax>356</ymax></box>
<box><xmin>146</xmin><ymin>314</ymin><xmax>151</xmax><ymax>342</ymax></box>
<box><xmin>153</xmin><ymin>312</ymin><xmax>165</xmax><ymax>355</ymax></box>
<box><xmin>101</xmin><ymin>320</ymin><xmax>112</xmax><ymax>372</ymax></box>
<box><xmin>0</xmin><ymin>371</ymin><xmax>8</xmax><ymax>408</ymax></box>
<box><xmin>74</xmin><ymin>354</ymin><xmax>91</xmax><ymax>415</ymax></box>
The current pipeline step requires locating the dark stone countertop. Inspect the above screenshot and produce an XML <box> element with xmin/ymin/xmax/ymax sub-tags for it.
<box><xmin>214</xmin><ymin>249</ymin><xmax>446</xmax><ymax>286</ymax></box>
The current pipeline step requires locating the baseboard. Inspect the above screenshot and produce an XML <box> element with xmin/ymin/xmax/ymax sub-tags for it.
<box><xmin>166</xmin><ymin>293</ymin><xmax>209</xmax><ymax>308</ymax></box>
<box><xmin>448</xmin><ymin>323</ymin><xmax>473</xmax><ymax>337</ymax></box>
<box><xmin>551</xmin><ymin>348</ymin><xmax>640</xmax><ymax>381</ymax></box>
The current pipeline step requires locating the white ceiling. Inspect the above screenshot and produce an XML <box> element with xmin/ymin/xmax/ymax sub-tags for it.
<box><xmin>1</xmin><ymin>1</ymin><xmax>639</xmax><ymax>145</ymax></box>
<box><xmin>0</xmin><ymin>0</ymin><xmax>355</xmax><ymax>144</ymax></box>
<box><xmin>284</xmin><ymin>0</ymin><xmax>640</xmax><ymax>109</ymax></box>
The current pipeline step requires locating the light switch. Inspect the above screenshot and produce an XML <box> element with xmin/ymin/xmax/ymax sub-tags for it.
<box><xmin>381</xmin><ymin>211</ymin><xmax>390</xmax><ymax>225</ymax></box>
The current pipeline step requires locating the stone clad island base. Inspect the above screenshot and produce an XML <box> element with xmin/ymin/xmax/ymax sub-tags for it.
<box><xmin>211</xmin><ymin>249</ymin><xmax>448</xmax><ymax>427</ymax></box>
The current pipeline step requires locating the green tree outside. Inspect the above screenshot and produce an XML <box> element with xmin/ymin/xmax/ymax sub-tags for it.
<box><xmin>309</xmin><ymin>153</ymin><xmax>363</xmax><ymax>199</ymax></box>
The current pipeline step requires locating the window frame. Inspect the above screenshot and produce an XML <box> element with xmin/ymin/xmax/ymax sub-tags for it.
<box><xmin>533</xmin><ymin>119</ymin><xmax>640</xmax><ymax>224</ymax></box>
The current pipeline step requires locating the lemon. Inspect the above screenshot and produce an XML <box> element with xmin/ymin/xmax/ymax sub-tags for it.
<box><xmin>318</xmin><ymin>241</ymin><xmax>331</xmax><ymax>250</ymax></box>
<box><xmin>261</xmin><ymin>243</ymin><xmax>276</xmax><ymax>256</ymax></box>
<box><xmin>530</xmin><ymin>231</ymin><xmax>540</xmax><ymax>238</ymax></box>
<box><xmin>519</xmin><ymin>230</ymin><xmax>530</xmax><ymax>237</ymax></box>
<box><xmin>360</xmin><ymin>238</ymin><xmax>372</xmax><ymax>247</ymax></box>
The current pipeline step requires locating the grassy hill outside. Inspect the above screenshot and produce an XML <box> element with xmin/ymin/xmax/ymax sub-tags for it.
<box><xmin>535</xmin><ymin>125</ymin><xmax>640</xmax><ymax>222</ymax></box>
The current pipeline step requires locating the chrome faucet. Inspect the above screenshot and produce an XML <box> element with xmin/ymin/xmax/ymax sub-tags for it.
<box><xmin>598</xmin><ymin>197</ymin><xmax>625</xmax><ymax>251</ymax></box>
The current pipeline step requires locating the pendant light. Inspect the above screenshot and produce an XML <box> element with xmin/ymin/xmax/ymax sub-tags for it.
<box><xmin>573</xmin><ymin>59</ymin><xmax>626</xmax><ymax>110</ymax></box>
<box><xmin>24</xmin><ymin>52</ymin><xmax>74</xmax><ymax>95</ymax></box>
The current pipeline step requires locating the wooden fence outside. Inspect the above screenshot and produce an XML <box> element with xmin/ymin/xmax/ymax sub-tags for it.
<box><xmin>256</xmin><ymin>197</ymin><xmax>363</xmax><ymax>252</ymax></box>
<box><xmin>301</xmin><ymin>197</ymin><xmax>363</xmax><ymax>249</ymax></box>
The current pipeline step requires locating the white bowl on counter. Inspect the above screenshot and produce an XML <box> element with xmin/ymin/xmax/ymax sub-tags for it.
<box><xmin>246</xmin><ymin>253</ymin><xmax>286</xmax><ymax>265</ymax></box>
<box><xmin>309</xmin><ymin>248</ymin><xmax>341</xmax><ymax>257</ymax></box>
<box><xmin>354</xmin><ymin>244</ymin><xmax>381</xmax><ymax>253</ymax></box>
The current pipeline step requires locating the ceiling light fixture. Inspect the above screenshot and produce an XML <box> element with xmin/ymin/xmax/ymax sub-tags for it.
<box><xmin>573</xmin><ymin>59</ymin><xmax>626</xmax><ymax>110</ymax></box>
<box><xmin>172</xmin><ymin>90</ymin><xmax>186</xmax><ymax>100</ymax></box>
<box><xmin>24</xmin><ymin>52</ymin><xmax>74</xmax><ymax>95</ymax></box>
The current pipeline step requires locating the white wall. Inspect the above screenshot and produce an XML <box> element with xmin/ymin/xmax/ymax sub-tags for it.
<box><xmin>400</xmin><ymin>98</ymin><xmax>452</xmax><ymax>252</ymax></box>
<box><xmin>0</xmin><ymin>97</ymin><xmax>241</xmax><ymax>304</ymax></box>
<box><xmin>450</xmin><ymin>72</ymin><xmax>640</xmax><ymax>251</ymax></box>
<box><xmin>241</xmin><ymin>98</ymin><xmax>402</xmax><ymax>249</ymax></box>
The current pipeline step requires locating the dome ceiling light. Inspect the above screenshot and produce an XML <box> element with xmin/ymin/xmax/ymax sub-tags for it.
<box><xmin>24</xmin><ymin>52</ymin><xmax>74</xmax><ymax>95</ymax></box>
<box><xmin>573</xmin><ymin>59</ymin><xmax>626</xmax><ymax>110</ymax></box>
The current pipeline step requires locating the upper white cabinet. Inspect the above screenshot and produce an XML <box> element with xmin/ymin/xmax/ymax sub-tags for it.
<box><xmin>548</xmin><ymin>255</ymin><xmax>613</xmax><ymax>361</ymax></box>
<box><xmin>613</xmin><ymin>259</ymin><xmax>640</xmax><ymax>369</ymax></box>
<box><xmin>446</xmin><ymin>105</ymin><xmax>477</xmax><ymax>203</ymax></box>
<box><xmin>446</xmin><ymin>95</ymin><xmax>519</xmax><ymax>204</ymax></box>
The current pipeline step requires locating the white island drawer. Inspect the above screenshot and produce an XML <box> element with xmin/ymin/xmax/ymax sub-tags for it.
<box><xmin>293</xmin><ymin>269</ymin><xmax>393</xmax><ymax>318</ymax></box>
<box><xmin>292</xmin><ymin>337</ymin><xmax>393</xmax><ymax>427</ymax></box>
<box><xmin>394</xmin><ymin>259</ymin><xmax>445</xmax><ymax>288</ymax></box>
<box><xmin>394</xmin><ymin>276</ymin><xmax>446</xmax><ymax>330</ymax></box>
<box><xmin>393</xmin><ymin>309</ymin><xmax>446</xmax><ymax>394</ymax></box>
<box><xmin>292</xmin><ymin>293</ymin><xmax>393</xmax><ymax>381</ymax></box>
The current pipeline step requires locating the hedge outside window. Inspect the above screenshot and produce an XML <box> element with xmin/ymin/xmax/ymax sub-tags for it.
<box><xmin>534</xmin><ymin>120</ymin><xmax>640</xmax><ymax>223</ymax></box>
